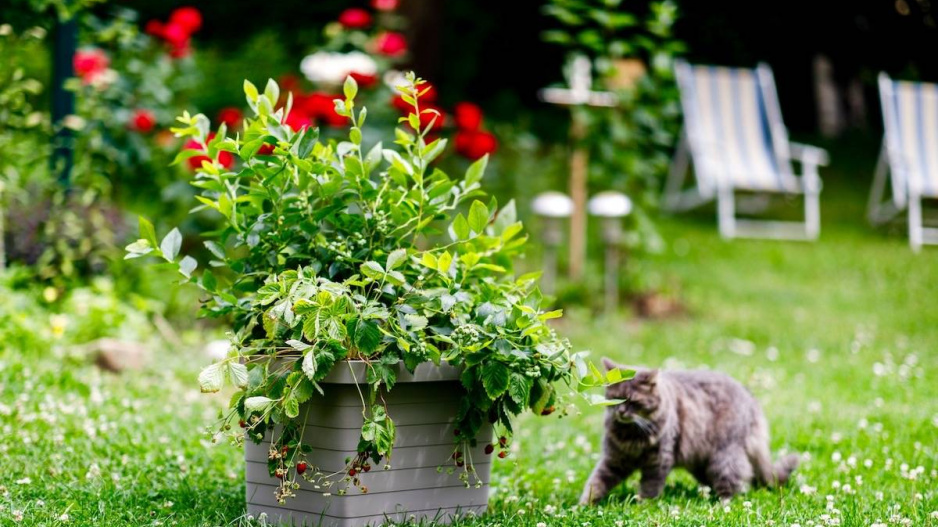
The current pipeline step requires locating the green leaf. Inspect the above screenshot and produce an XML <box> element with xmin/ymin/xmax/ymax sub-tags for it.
<box><xmin>493</xmin><ymin>200</ymin><xmax>517</xmax><ymax>235</ymax></box>
<box><xmin>286</xmin><ymin>339</ymin><xmax>312</xmax><ymax>351</ymax></box>
<box><xmin>468</xmin><ymin>200</ymin><xmax>489</xmax><ymax>234</ymax></box>
<box><xmin>178</xmin><ymin>255</ymin><xmax>198</xmax><ymax>278</ymax></box>
<box><xmin>465</xmin><ymin>154</ymin><xmax>488</xmax><ymax>187</ymax></box>
<box><xmin>451</xmin><ymin>213</ymin><xmax>470</xmax><ymax>241</ymax></box>
<box><xmin>404</xmin><ymin>314</ymin><xmax>428</xmax><ymax>331</ymax></box>
<box><xmin>386</xmin><ymin>248</ymin><xmax>407</xmax><ymax>270</ymax></box>
<box><xmin>264</xmin><ymin>78</ymin><xmax>280</xmax><ymax>106</ymax></box>
<box><xmin>228</xmin><ymin>362</ymin><xmax>248</xmax><ymax>388</ymax></box>
<box><xmin>245</xmin><ymin>396</ymin><xmax>274</xmax><ymax>412</ymax></box>
<box><xmin>160</xmin><ymin>228</ymin><xmax>182</xmax><ymax>262</ymax></box>
<box><xmin>124</xmin><ymin>239</ymin><xmax>153</xmax><ymax>259</ymax></box>
<box><xmin>198</xmin><ymin>363</ymin><xmax>224</xmax><ymax>393</ymax></box>
<box><xmin>360</xmin><ymin>261</ymin><xmax>385</xmax><ymax>280</ymax></box>
<box><xmin>509</xmin><ymin>373</ymin><xmax>531</xmax><ymax>406</ymax></box>
<box><xmin>302</xmin><ymin>351</ymin><xmax>317</xmax><ymax>380</ymax></box>
<box><xmin>437</xmin><ymin>251</ymin><xmax>453</xmax><ymax>274</ymax></box>
<box><xmin>296</xmin><ymin>127</ymin><xmax>319</xmax><ymax>158</ymax></box>
<box><xmin>481</xmin><ymin>361</ymin><xmax>510</xmax><ymax>399</ymax></box>
<box><xmin>538</xmin><ymin>309</ymin><xmax>563</xmax><ymax>321</ymax></box>
<box><xmin>138</xmin><ymin>217</ymin><xmax>158</xmax><ymax>247</ymax></box>
<box><xmin>420</xmin><ymin>252</ymin><xmax>438</xmax><ymax>270</ymax></box>
<box><xmin>283</xmin><ymin>395</ymin><xmax>299</xmax><ymax>418</ymax></box>
<box><xmin>343</xmin><ymin>75</ymin><xmax>358</xmax><ymax>101</ymax></box>
<box><xmin>241</xmin><ymin>137</ymin><xmax>265</xmax><ymax>159</ymax></box>
<box><xmin>244</xmin><ymin>80</ymin><xmax>259</xmax><ymax>102</ymax></box>
<box><xmin>354</xmin><ymin>320</ymin><xmax>382</xmax><ymax>354</ymax></box>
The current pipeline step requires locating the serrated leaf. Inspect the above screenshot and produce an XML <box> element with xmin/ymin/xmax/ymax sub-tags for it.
<box><xmin>204</xmin><ymin>241</ymin><xmax>226</xmax><ymax>260</ymax></box>
<box><xmin>360</xmin><ymin>261</ymin><xmax>385</xmax><ymax>280</ymax></box>
<box><xmin>468</xmin><ymin>200</ymin><xmax>489</xmax><ymax>234</ymax></box>
<box><xmin>302</xmin><ymin>350</ymin><xmax>317</xmax><ymax>380</ymax></box>
<box><xmin>354</xmin><ymin>320</ymin><xmax>382</xmax><ymax>353</ymax></box>
<box><xmin>160</xmin><ymin>228</ymin><xmax>182</xmax><ymax>262</ymax></box>
<box><xmin>481</xmin><ymin>361</ymin><xmax>510</xmax><ymax>399</ymax></box>
<box><xmin>509</xmin><ymin>373</ymin><xmax>531</xmax><ymax>406</ymax></box>
<box><xmin>404</xmin><ymin>314</ymin><xmax>428</xmax><ymax>331</ymax></box>
<box><xmin>245</xmin><ymin>396</ymin><xmax>273</xmax><ymax>412</ymax></box>
<box><xmin>287</xmin><ymin>339</ymin><xmax>311</xmax><ymax>351</ymax></box>
<box><xmin>386</xmin><ymin>248</ymin><xmax>407</xmax><ymax>270</ymax></box>
<box><xmin>283</xmin><ymin>395</ymin><xmax>299</xmax><ymax>418</ymax></box>
<box><xmin>228</xmin><ymin>362</ymin><xmax>248</xmax><ymax>388</ymax></box>
<box><xmin>198</xmin><ymin>363</ymin><xmax>224</xmax><ymax>393</ymax></box>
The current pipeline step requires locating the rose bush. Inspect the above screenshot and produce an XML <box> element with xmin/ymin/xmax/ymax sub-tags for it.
<box><xmin>126</xmin><ymin>73</ymin><xmax>619</xmax><ymax>503</ymax></box>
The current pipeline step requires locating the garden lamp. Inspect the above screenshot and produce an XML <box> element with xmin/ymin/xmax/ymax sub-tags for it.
<box><xmin>532</xmin><ymin>191</ymin><xmax>574</xmax><ymax>296</ymax></box>
<box><xmin>588</xmin><ymin>191</ymin><xmax>632</xmax><ymax>314</ymax></box>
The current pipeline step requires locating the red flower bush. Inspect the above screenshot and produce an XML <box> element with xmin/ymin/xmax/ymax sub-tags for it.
<box><xmin>371</xmin><ymin>0</ymin><xmax>399</xmax><ymax>10</ymax></box>
<box><xmin>374</xmin><ymin>31</ymin><xmax>407</xmax><ymax>57</ymax></box>
<box><xmin>257</xmin><ymin>143</ymin><xmax>276</xmax><ymax>156</ymax></box>
<box><xmin>454</xmin><ymin>102</ymin><xmax>483</xmax><ymax>131</ymax></box>
<box><xmin>216</xmin><ymin>107</ymin><xmax>243</xmax><ymax>128</ymax></box>
<box><xmin>455</xmin><ymin>130</ymin><xmax>498</xmax><ymax>160</ymax></box>
<box><xmin>169</xmin><ymin>7</ymin><xmax>202</xmax><ymax>34</ymax></box>
<box><xmin>349</xmin><ymin>71</ymin><xmax>378</xmax><ymax>88</ymax></box>
<box><xmin>338</xmin><ymin>8</ymin><xmax>373</xmax><ymax>29</ymax></box>
<box><xmin>130</xmin><ymin>109</ymin><xmax>156</xmax><ymax>133</ymax></box>
<box><xmin>73</xmin><ymin>48</ymin><xmax>110</xmax><ymax>84</ymax></box>
<box><xmin>144</xmin><ymin>7</ymin><xmax>202</xmax><ymax>59</ymax></box>
<box><xmin>184</xmin><ymin>133</ymin><xmax>233</xmax><ymax>170</ymax></box>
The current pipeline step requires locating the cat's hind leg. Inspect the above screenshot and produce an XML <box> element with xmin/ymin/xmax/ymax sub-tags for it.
<box><xmin>706</xmin><ymin>444</ymin><xmax>753</xmax><ymax>500</ymax></box>
<box><xmin>579</xmin><ymin>460</ymin><xmax>634</xmax><ymax>505</ymax></box>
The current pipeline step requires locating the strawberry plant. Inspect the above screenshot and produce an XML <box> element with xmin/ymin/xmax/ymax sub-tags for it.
<box><xmin>126</xmin><ymin>72</ymin><xmax>616</xmax><ymax>503</ymax></box>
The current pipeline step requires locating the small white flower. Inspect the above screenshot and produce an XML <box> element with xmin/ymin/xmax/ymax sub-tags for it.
<box><xmin>831</xmin><ymin>451</ymin><xmax>842</xmax><ymax>462</ymax></box>
<box><xmin>58</xmin><ymin>513</ymin><xmax>70</xmax><ymax>522</ymax></box>
<box><xmin>537</xmin><ymin>523</ymin><xmax>547</xmax><ymax>527</ymax></box>
<box><xmin>15</xmin><ymin>477</ymin><xmax>31</xmax><ymax>485</ymax></box>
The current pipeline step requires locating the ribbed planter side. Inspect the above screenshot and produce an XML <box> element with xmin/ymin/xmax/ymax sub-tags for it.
<box><xmin>245</xmin><ymin>362</ymin><xmax>492</xmax><ymax>527</ymax></box>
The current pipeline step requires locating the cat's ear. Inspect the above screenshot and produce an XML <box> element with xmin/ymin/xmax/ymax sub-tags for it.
<box><xmin>601</xmin><ymin>357</ymin><xmax>619</xmax><ymax>371</ymax></box>
<box><xmin>641</xmin><ymin>369</ymin><xmax>660</xmax><ymax>386</ymax></box>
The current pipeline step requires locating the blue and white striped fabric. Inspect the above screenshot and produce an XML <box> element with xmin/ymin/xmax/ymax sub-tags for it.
<box><xmin>882</xmin><ymin>79</ymin><xmax>938</xmax><ymax>198</ymax></box>
<box><xmin>679</xmin><ymin>64</ymin><xmax>797</xmax><ymax>192</ymax></box>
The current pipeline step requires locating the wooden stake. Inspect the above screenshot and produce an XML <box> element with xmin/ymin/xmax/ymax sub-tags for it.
<box><xmin>568</xmin><ymin>115</ymin><xmax>588</xmax><ymax>280</ymax></box>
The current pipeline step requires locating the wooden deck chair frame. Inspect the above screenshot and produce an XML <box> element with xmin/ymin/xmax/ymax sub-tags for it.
<box><xmin>665</xmin><ymin>61</ymin><xmax>829</xmax><ymax>240</ymax></box>
<box><xmin>868</xmin><ymin>72</ymin><xmax>938</xmax><ymax>251</ymax></box>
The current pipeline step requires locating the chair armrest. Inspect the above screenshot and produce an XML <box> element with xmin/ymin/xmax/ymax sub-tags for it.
<box><xmin>789</xmin><ymin>142</ymin><xmax>830</xmax><ymax>167</ymax></box>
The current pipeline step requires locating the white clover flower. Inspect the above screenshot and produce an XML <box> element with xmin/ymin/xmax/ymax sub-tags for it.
<box><xmin>15</xmin><ymin>477</ymin><xmax>31</xmax><ymax>485</ymax></box>
<box><xmin>537</xmin><ymin>523</ymin><xmax>547</xmax><ymax>527</ymax></box>
<box><xmin>58</xmin><ymin>513</ymin><xmax>70</xmax><ymax>522</ymax></box>
<box><xmin>831</xmin><ymin>451</ymin><xmax>842</xmax><ymax>462</ymax></box>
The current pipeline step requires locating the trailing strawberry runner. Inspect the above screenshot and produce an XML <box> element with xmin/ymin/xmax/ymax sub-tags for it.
<box><xmin>126</xmin><ymin>72</ymin><xmax>621</xmax><ymax>525</ymax></box>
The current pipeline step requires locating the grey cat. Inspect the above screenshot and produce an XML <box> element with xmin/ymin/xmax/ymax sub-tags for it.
<box><xmin>580</xmin><ymin>359</ymin><xmax>799</xmax><ymax>504</ymax></box>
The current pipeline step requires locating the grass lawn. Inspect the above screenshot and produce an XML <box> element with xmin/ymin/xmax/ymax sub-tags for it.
<box><xmin>2</xmin><ymin>136</ymin><xmax>936</xmax><ymax>526</ymax></box>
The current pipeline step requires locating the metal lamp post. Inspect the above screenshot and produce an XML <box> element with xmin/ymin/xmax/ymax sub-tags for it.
<box><xmin>587</xmin><ymin>191</ymin><xmax>632</xmax><ymax>314</ymax></box>
<box><xmin>532</xmin><ymin>191</ymin><xmax>574</xmax><ymax>296</ymax></box>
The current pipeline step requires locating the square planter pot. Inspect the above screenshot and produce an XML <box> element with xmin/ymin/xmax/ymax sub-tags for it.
<box><xmin>245</xmin><ymin>361</ymin><xmax>493</xmax><ymax>527</ymax></box>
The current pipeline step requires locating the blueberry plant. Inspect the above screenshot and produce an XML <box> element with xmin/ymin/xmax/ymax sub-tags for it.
<box><xmin>126</xmin><ymin>72</ymin><xmax>621</xmax><ymax>503</ymax></box>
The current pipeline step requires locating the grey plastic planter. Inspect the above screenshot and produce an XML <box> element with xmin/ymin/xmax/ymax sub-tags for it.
<box><xmin>245</xmin><ymin>361</ymin><xmax>492</xmax><ymax>527</ymax></box>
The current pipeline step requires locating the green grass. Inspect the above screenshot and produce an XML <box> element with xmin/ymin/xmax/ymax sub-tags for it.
<box><xmin>2</xmin><ymin>136</ymin><xmax>937</xmax><ymax>525</ymax></box>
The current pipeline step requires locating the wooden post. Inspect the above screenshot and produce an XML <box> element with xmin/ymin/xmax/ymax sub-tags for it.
<box><xmin>568</xmin><ymin>115</ymin><xmax>588</xmax><ymax>280</ymax></box>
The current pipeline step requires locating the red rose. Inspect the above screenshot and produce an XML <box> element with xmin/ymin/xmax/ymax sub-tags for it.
<box><xmin>454</xmin><ymin>102</ymin><xmax>483</xmax><ymax>131</ymax></box>
<box><xmin>338</xmin><ymin>8</ymin><xmax>372</xmax><ymax>29</ymax></box>
<box><xmin>257</xmin><ymin>143</ymin><xmax>275</xmax><ymax>156</ymax></box>
<box><xmin>371</xmin><ymin>0</ymin><xmax>399</xmax><ymax>10</ymax></box>
<box><xmin>73</xmin><ymin>48</ymin><xmax>109</xmax><ymax>84</ymax></box>
<box><xmin>184</xmin><ymin>133</ymin><xmax>232</xmax><ymax>170</ymax></box>
<box><xmin>169</xmin><ymin>6</ymin><xmax>202</xmax><ymax>34</ymax></box>
<box><xmin>374</xmin><ymin>31</ymin><xmax>407</xmax><ymax>57</ymax></box>
<box><xmin>304</xmin><ymin>93</ymin><xmax>335</xmax><ymax>118</ymax></box>
<box><xmin>216</xmin><ymin>107</ymin><xmax>243</xmax><ymax>128</ymax></box>
<box><xmin>278</xmin><ymin>74</ymin><xmax>302</xmax><ymax>94</ymax></box>
<box><xmin>349</xmin><ymin>71</ymin><xmax>378</xmax><ymax>89</ymax></box>
<box><xmin>130</xmin><ymin>109</ymin><xmax>156</xmax><ymax>133</ymax></box>
<box><xmin>455</xmin><ymin>130</ymin><xmax>498</xmax><ymax>160</ymax></box>
<box><xmin>283</xmin><ymin>111</ymin><xmax>313</xmax><ymax>132</ymax></box>
<box><xmin>144</xmin><ymin>20</ymin><xmax>164</xmax><ymax>38</ymax></box>
<box><xmin>162</xmin><ymin>23</ymin><xmax>190</xmax><ymax>47</ymax></box>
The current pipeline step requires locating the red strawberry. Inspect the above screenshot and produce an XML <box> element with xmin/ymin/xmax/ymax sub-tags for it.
<box><xmin>296</xmin><ymin>462</ymin><xmax>307</xmax><ymax>475</ymax></box>
<box><xmin>498</xmin><ymin>451</ymin><xmax>508</xmax><ymax>459</ymax></box>
<box><xmin>348</xmin><ymin>468</ymin><xmax>357</xmax><ymax>477</ymax></box>
<box><xmin>484</xmin><ymin>444</ymin><xmax>494</xmax><ymax>455</ymax></box>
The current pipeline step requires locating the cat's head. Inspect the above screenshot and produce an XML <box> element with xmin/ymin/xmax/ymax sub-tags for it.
<box><xmin>602</xmin><ymin>358</ymin><xmax>661</xmax><ymax>423</ymax></box>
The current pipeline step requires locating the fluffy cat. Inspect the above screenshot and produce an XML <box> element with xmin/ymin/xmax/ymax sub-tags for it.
<box><xmin>580</xmin><ymin>359</ymin><xmax>799</xmax><ymax>504</ymax></box>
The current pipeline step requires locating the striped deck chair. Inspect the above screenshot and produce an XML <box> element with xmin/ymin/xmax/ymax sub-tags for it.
<box><xmin>869</xmin><ymin>73</ymin><xmax>938</xmax><ymax>250</ymax></box>
<box><xmin>666</xmin><ymin>60</ymin><xmax>829</xmax><ymax>240</ymax></box>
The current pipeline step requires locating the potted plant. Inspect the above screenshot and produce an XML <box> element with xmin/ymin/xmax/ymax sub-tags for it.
<box><xmin>126</xmin><ymin>72</ymin><xmax>618</xmax><ymax>526</ymax></box>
